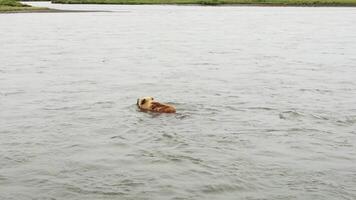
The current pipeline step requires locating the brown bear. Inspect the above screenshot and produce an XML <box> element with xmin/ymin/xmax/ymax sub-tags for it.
<box><xmin>137</xmin><ymin>96</ymin><xmax>176</xmax><ymax>113</ymax></box>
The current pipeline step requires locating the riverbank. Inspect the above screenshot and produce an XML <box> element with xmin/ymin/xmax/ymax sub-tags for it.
<box><xmin>0</xmin><ymin>0</ymin><xmax>109</xmax><ymax>13</ymax></box>
<box><xmin>0</xmin><ymin>0</ymin><xmax>51</xmax><ymax>12</ymax></box>
<box><xmin>51</xmin><ymin>0</ymin><xmax>356</xmax><ymax>6</ymax></box>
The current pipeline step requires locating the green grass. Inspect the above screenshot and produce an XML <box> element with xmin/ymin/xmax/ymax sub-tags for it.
<box><xmin>51</xmin><ymin>0</ymin><xmax>356</xmax><ymax>6</ymax></box>
<box><xmin>0</xmin><ymin>0</ymin><xmax>28</xmax><ymax>6</ymax></box>
<box><xmin>0</xmin><ymin>0</ymin><xmax>49</xmax><ymax>12</ymax></box>
<box><xmin>21</xmin><ymin>0</ymin><xmax>51</xmax><ymax>1</ymax></box>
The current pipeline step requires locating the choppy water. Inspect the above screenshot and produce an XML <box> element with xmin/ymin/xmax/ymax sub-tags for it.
<box><xmin>1</xmin><ymin>2</ymin><xmax>356</xmax><ymax>199</ymax></box>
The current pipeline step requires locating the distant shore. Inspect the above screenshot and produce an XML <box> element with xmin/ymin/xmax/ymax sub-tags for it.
<box><xmin>51</xmin><ymin>0</ymin><xmax>356</xmax><ymax>6</ymax></box>
<box><xmin>0</xmin><ymin>0</ymin><xmax>49</xmax><ymax>12</ymax></box>
<box><xmin>1</xmin><ymin>0</ymin><xmax>356</xmax><ymax>14</ymax></box>
<box><xmin>0</xmin><ymin>0</ymin><xmax>109</xmax><ymax>13</ymax></box>
<box><xmin>0</xmin><ymin>7</ymin><xmax>109</xmax><ymax>13</ymax></box>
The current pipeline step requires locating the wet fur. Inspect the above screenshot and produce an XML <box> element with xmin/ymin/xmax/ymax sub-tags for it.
<box><xmin>137</xmin><ymin>97</ymin><xmax>176</xmax><ymax>113</ymax></box>
<box><xmin>149</xmin><ymin>102</ymin><xmax>176</xmax><ymax>113</ymax></box>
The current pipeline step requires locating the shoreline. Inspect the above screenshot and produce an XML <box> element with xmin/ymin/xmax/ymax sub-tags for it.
<box><xmin>0</xmin><ymin>8</ymin><xmax>111</xmax><ymax>13</ymax></box>
<box><xmin>50</xmin><ymin>0</ymin><xmax>356</xmax><ymax>7</ymax></box>
<box><xmin>50</xmin><ymin>3</ymin><xmax>356</xmax><ymax>7</ymax></box>
<box><xmin>2</xmin><ymin>0</ymin><xmax>356</xmax><ymax>13</ymax></box>
<box><xmin>0</xmin><ymin>0</ymin><xmax>112</xmax><ymax>13</ymax></box>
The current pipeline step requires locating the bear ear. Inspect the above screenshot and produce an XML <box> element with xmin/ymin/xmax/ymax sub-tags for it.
<box><xmin>151</xmin><ymin>97</ymin><xmax>154</xmax><ymax>100</ymax></box>
<box><xmin>141</xmin><ymin>99</ymin><xmax>146</xmax><ymax>105</ymax></box>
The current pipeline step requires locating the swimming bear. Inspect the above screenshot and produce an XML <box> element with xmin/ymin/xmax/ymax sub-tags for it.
<box><xmin>137</xmin><ymin>96</ymin><xmax>176</xmax><ymax>113</ymax></box>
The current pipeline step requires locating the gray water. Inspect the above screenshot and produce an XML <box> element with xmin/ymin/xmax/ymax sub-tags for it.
<box><xmin>1</xmin><ymin>2</ymin><xmax>356</xmax><ymax>199</ymax></box>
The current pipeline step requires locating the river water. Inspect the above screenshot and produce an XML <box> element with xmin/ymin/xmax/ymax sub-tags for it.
<box><xmin>1</xmin><ymin>2</ymin><xmax>356</xmax><ymax>199</ymax></box>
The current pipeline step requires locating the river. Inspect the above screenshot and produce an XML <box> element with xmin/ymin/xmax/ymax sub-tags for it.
<box><xmin>1</xmin><ymin>2</ymin><xmax>356</xmax><ymax>199</ymax></box>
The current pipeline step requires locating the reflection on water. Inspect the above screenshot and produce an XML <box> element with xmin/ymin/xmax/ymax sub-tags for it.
<box><xmin>1</xmin><ymin>3</ymin><xmax>356</xmax><ymax>200</ymax></box>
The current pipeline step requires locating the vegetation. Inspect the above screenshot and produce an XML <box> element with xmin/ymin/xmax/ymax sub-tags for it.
<box><xmin>51</xmin><ymin>0</ymin><xmax>356</xmax><ymax>6</ymax></box>
<box><xmin>0</xmin><ymin>0</ymin><xmax>49</xmax><ymax>12</ymax></box>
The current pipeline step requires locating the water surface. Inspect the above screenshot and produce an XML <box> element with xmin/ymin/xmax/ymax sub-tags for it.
<box><xmin>1</xmin><ymin>3</ymin><xmax>356</xmax><ymax>199</ymax></box>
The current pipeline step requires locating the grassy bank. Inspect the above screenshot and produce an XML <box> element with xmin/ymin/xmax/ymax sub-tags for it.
<box><xmin>0</xmin><ymin>0</ymin><xmax>49</xmax><ymax>12</ymax></box>
<box><xmin>51</xmin><ymin>0</ymin><xmax>356</xmax><ymax>6</ymax></box>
